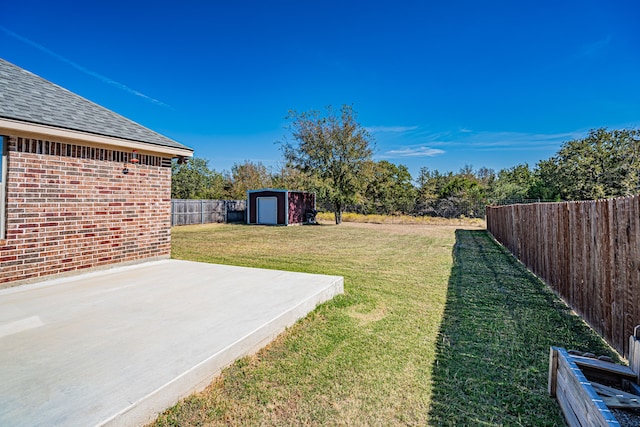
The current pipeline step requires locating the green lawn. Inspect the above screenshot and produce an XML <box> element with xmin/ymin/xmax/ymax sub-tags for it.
<box><xmin>152</xmin><ymin>222</ymin><xmax>616</xmax><ymax>426</ymax></box>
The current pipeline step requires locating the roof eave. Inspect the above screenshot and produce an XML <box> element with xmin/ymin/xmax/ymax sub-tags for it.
<box><xmin>0</xmin><ymin>117</ymin><xmax>194</xmax><ymax>158</ymax></box>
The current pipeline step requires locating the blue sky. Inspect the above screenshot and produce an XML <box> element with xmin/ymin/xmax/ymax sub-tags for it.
<box><xmin>2</xmin><ymin>1</ymin><xmax>639</xmax><ymax>179</ymax></box>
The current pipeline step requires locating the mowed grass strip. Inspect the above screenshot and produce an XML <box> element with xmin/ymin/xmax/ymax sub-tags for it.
<box><xmin>428</xmin><ymin>230</ymin><xmax>618</xmax><ymax>426</ymax></box>
<box><xmin>153</xmin><ymin>223</ymin><xmax>615</xmax><ymax>426</ymax></box>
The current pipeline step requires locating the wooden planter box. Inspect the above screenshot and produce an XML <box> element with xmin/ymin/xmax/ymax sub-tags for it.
<box><xmin>549</xmin><ymin>347</ymin><xmax>621</xmax><ymax>426</ymax></box>
<box><xmin>549</xmin><ymin>328</ymin><xmax>640</xmax><ymax>426</ymax></box>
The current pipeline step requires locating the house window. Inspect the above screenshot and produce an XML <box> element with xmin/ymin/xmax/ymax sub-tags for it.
<box><xmin>0</xmin><ymin>136</ymin><xmax>6</xmax><ymax>240</ymax></box>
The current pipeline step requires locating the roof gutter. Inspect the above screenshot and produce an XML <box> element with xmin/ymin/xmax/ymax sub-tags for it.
<box><xmin>0</xmin><ymin>117</ymin><xmax>193</xmax><ymax>158</ymax></box>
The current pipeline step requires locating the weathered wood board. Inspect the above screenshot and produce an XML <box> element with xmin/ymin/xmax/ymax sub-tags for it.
<box><xmin>549</xmin><ymin>347</ymin><xmax>621</xmax><ymax>427</ymax></box>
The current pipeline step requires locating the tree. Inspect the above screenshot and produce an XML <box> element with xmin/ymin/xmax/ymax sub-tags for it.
<box><xmin>476</xmin><ymin>166</ymin><xmax>496</xmax><ymax>194</ymax></box>
<box><xmin>414</xmin><ymin>166</ymin><xmax>491</xmax><ymax>218</ymax></box>
<box><xmin>272</xmin><ymin>164</ymin><xmax>321</xmax><ymax>193</ymax></box>
<box><xmin>171</xmin><ymin>157</ymin><xmax>224</xmax><ymax>199</ymax></box>
<box><xmin>416</xmin><ymin>168</ymin><xmax>444</xmax><ymax>200</ymax></box>
<box><xmin>534</xmin><ymin>128</ymin><xmax>640</xmax><ymax>200</ymax></box>
<box><xmin>361</xmin><ymin>160</ymin><xmax>416</xmax><ymax>214</ymax></box>
<box><xmin>528</xmin><ymin>159</ymin><xmax>562</xmax><ymax>201</ymax></box>
<box><xmin>491</xmin><ymin>163</ymin><xmax>535</xmax><ymax>200</ymax></box>
<box><xmin>415</xmin><ymin>168</ymin><xmax>448</xmax><ymax>215</ymax></box>
<box><xmin>226</xmin><ymin>160</ymin><xmax>273</xmax><ymax>199</ymax></box>
<box><xmin>282</xmin><ymin>105</ymin><xmax>374</xmax><ymax>224</ymax></box>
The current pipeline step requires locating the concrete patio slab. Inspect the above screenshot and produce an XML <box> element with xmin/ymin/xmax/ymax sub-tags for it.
<box><xmin>0</xmin><ymin>259</ymin><xmax>343</xmax><ymax>427</ymax></box>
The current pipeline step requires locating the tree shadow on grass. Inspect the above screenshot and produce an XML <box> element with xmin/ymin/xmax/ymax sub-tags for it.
<box><xmin>427</xmin><ymin>230</ymin><xmax>617</xmax><ymax>426</ymax></box>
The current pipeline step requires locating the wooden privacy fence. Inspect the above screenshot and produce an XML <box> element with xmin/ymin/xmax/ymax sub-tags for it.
<box><xmin>171</xmin><ymin>199</ymin><xmax>246</xmax><ymax>226</ymax></box>
<box><xmin>486</xmin><ymin>196</ymin><xmax>640</xmax><ymax>357</ymax></box>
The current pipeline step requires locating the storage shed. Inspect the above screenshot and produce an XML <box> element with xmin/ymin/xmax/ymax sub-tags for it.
<box><xmin>0</xmin><ymin>58</ymin><xmax>193</xmax><ymax>287</ymax></box>
<box><xmin>247</xmin><ymin>189</ymin><xmax>316</xmax><ymax>225</ymax></box>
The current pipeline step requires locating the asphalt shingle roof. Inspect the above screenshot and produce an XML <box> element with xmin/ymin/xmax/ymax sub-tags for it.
<box><xmin>0</xmin><ymin>58</ymin><xmax>192</xmax><ymax>152</ymax></box>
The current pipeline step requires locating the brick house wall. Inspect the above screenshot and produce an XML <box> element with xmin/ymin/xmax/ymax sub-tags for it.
<box><xmin>0</xmin><ymin>136</ymin><xmax>172</xmax><ymax>286</ymax></box>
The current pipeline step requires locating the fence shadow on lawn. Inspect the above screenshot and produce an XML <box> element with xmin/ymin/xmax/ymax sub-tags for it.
<box><xmin>427</xmin><ymin>229</ymin><xmax>618</xmax><ymax>426</ymax></box>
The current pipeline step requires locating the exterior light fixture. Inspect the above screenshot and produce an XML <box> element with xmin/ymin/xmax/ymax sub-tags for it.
<box><xmin>123</xmin><ymin>149</ymin><xmax>139</xmax><ymax>174</ymax></box>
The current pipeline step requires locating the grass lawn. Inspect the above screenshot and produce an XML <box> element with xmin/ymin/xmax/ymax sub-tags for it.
<box><xmin>152</xmin><ymin>222</ymin><xmax>616</xmax><ymax>426</ymax></box>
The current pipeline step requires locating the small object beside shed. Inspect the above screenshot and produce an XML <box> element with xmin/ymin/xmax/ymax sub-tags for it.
<box><xmin>247</xmin><ymin>189</ymin><xmax>316</xmax><ymax>225</ymax></box>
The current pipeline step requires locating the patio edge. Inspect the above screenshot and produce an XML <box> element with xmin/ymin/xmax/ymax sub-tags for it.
<box><xmin>99</xmin><ymin>275</ymin><xmax>344</xmax><ymax>427</ymax></box>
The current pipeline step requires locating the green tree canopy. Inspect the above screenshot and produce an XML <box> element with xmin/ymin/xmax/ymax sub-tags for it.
<box><xmin>272</xmin><ymin>165</ymin><xmax>321</xmax><ymax>193</ymax></box>
<box><xmin>226</xmin><ymin>160</ymin><xmax>273</xmax><ymax>199</ymax></box>
<box><xmin>535</xmin><ymin>128</ymin><xmax>640</xmax><ymax>200</ymax></box>
<box><xmin>282</xmin><ymin>105</ymin><xmax>374</xmax><ymax>224</ymax></box>
<box><xmin>361</xmin><ymin>160</ymin><xmax>415</xmax><ymax>215</ymax></box>
<box><xmin>491</xmin><ymin>163</ymin><xmax>535</xmax><ymax>200</ymax></box>
<box><xmin>171</xmin><ymin>157</ymin><xmax>225</xmax><ymax>199</ymax></box>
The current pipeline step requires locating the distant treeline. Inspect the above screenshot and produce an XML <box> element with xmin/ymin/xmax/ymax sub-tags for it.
<box><xmin>172</xmin><ymin>128</ymin><xmax>640</xmax><ymax>218</ymax></box>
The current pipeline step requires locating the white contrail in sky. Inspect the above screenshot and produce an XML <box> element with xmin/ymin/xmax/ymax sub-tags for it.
<box><xmin>0</xmin><ymin>25</ymin><xmax>171</xmax><ymax>108</ymax></box>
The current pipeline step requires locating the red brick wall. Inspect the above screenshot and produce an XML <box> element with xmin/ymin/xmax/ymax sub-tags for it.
<box><xmin>0</xmin><ymin>137</ymin><xmax>172</xmax><ymax>286</ymax></box>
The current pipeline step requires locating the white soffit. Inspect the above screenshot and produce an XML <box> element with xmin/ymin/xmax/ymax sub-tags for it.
<box><xmin>0</xmin><ymin>118</ymin><xmax>193</xmax><ymax>158</ymax></box>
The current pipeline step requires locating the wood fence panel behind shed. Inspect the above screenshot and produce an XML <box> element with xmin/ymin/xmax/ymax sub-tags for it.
<box><xmin>201</xmin><ymin>200</ymin><xmax>224</xmax><ymax>223</ymax></box>
<box><xmin>226</xmin><ymin>200</ymin><xmax>247</xmax><ymax>223</ymax></box>
<box><xmin>171</xmin><ymin>200</ymin><xmax>246</xmax><ymax>226</ymax></box>
<box><xmin>171</xmin><ymin>200</ymin><xmax>200</xmax><ymax>226</ymax></box>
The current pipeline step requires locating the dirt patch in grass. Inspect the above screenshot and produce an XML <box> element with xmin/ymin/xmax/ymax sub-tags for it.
<box><xmin>345</xmin><ymin>303</ymin><xmax>388</xmax><ymax>324</ymax></box>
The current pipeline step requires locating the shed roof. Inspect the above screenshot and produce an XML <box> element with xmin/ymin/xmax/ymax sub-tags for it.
<box><xmin>0</xmin><ymin>58</ymin><xmax>192</xmax><ymax>155</ymax></box>
<box><xmin>247</xmin><ymin>188</ymin><xmax>312</xmax><ymax>194</ymax></box>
